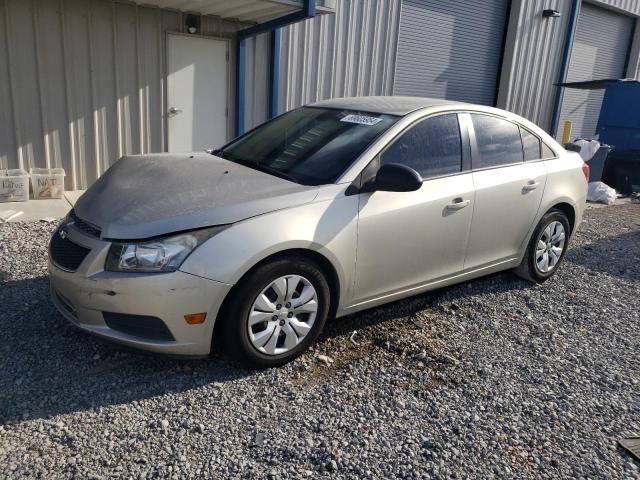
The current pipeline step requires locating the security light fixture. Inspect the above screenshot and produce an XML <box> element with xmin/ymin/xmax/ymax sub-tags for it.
<box><xmin>543</xmin><ymin>9</ymin><xmax>561</xmax><ymax>18</ymax></box>
<box><xmin>185</xmin><ymin>14</ymin><xmax>200</xmax><ymax>34</ymax></box>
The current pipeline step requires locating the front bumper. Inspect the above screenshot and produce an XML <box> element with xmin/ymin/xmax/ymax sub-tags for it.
<box><xmin>48</xmin><ymin>224</ymin><xmax>232</xmax><ymax>356</ymax></box>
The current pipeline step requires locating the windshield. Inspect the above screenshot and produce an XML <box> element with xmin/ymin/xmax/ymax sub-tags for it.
<box><xmin>215</xmin><ymin>107</ymin><xmax>398</xmax><ymax>185</ymax></box>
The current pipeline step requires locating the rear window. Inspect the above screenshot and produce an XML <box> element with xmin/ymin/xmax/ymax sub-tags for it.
<box><xmin>471</xmin><ymin>114</ymin><xmax>523</xmax><ymax>168</ymax></box>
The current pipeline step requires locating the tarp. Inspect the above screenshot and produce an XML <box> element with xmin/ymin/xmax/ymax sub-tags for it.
<box><xmin>556</xmin><ymin>78</ymin><xmax>640</xmax><ymax>89</ymax></box>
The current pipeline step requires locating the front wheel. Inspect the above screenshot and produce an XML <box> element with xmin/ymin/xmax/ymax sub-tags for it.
<box><xmin>221</xmin><ymin>257</ymin><xmax>330</xmax><ymax>368</ymax></box>
<box><xmin>515</xmin><ymin>209</ymin><xmax>570</xmax><ymax>283</ymax></box>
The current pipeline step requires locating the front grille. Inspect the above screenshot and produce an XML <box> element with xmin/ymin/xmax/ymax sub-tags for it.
<box><xmin>69</xmin><ymin>209</ymin><xmax>102</xmax><ymax>238</ymax></box>
<box><xmin>50</xmin><ymin>231</ymin><xmax>91</xmax><ymax>271</ymax></box>
<box><xmin>103</xmin><ymin>312</ymin><xmax>175</xmax><ymax>341</ymax></box>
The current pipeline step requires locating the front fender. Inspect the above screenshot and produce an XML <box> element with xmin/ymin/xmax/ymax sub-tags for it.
<box><xmin>180</xmin><ymin>191</ymin><xmax>360</xmax><ymax>309</ymax></box>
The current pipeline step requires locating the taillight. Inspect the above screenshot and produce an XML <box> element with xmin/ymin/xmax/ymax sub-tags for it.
<box><xmin>581</xmin><ymin>162</ymin><xmax>590</xmax><ymax>181</ymax></box>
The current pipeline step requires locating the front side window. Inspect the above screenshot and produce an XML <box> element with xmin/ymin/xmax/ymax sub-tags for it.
<box><xmin>471</xmin><ymin>114</ymin><xmax>523</xmax><ymax>168</ymax></box>
<box><xmin>217</xmin><ymin>107</ymin><xmax>398</xmax><ymax>185</ymax></box>
<box><xmin>520</xmin><ymin>127</ymin><xmax>541</xmax><ymax>161</ymax></box>
<box><xmin>380</xmin><ymin>114</ymin><xmax>462</xmax><ymax>178</ymax></box>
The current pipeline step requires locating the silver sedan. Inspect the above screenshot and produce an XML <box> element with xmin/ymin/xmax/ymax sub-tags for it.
<box><xmin>49</xmin><ymin>97</ymin><xmax>588</xmax><ymax>367</ymax></box>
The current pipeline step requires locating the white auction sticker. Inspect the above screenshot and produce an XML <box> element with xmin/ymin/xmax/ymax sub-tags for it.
<box><xmin>340</xmin><ymin>114</ymin><xmax>382</xmax><ymax>126</ymax></box>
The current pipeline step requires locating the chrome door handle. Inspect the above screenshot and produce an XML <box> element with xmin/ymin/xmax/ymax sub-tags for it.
<box><xmin>523</xmin><ymin>180</ymin><xmax>540</xmax><ymax>192</ymax></box>
<box><xmin>168</xmin><ymin>107</ymin><xmax>183</xmax><ymax>117</ymax></box>
<box><xmin>446</xmin><ymin>198</ymin><xmax>470</xmax><ymax>210</ymax></box>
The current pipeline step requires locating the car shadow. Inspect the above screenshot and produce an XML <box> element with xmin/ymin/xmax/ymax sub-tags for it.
<box><xmin>0</xmin><ymin>270</ymin><xmax>535</xmax><ymax>425</ymax></box>
<box><xmin>0</xmin><ymin>276</ymin><xmax>255</xmax><ymax>425</ymax></box>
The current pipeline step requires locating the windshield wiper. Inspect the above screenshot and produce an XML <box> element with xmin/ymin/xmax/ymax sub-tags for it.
<box><xmin>250</xmin><ymin>164</ymin><xmax>300</xmax><ymax>184</ymax></box>
<box><xmin>217</xmin><ymin>152</ymin><xmax>300</xmax><ymax>184</ymax></box>
<box><xmin>210</xmin><ymin>149</ymin><xmax>225</xmax><ymax>159</ymax></box>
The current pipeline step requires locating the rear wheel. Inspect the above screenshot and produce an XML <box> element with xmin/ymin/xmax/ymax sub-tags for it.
<box><xmin>516</xmin><ymin>210</ymin><xmax>570</xmax><ymax>283</ymax></box>
<box><xmin>221</xmin><ymin>257</ymin><xmax>330</xmax><ymax>367</ymax></box>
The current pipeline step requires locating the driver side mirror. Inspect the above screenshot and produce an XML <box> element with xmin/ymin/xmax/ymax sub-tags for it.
<box><xmin>364</xmin><ymin>163</ymin><xmax>423</xmax><ymax>192</ymax></box>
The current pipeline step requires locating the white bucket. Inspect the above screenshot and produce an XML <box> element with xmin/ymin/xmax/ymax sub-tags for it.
<box><xmin>30</xmin><ymin>168</ymin><xmax>66</xmax><ymax>200</ymax></box>
<box><xmin>0</xmin><ymin>169</ymin><xmax>30</xmax><ymax>203</ymax></box>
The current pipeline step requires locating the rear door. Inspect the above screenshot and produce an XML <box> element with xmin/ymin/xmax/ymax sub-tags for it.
<box><xmin>354</xmin><ymin>113</ymin><xmax>475</xmax><ymax>303</ymax></box>
<box><xmin>464</xmin><ymin>113</ymin><xmax>547</xmax><ymax>270</ymax></box>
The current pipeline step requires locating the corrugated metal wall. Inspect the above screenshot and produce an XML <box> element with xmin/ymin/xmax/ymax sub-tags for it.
<box><xmin>498</xmin><ymin>0</ymin><xmax>640</xmax><ymax>132</ymax></box>
<box><xmin>497</xmin><ymin>0</ymin><xmax>572</xmax><ymax>130</ymax></box>
<box><xmin>0</xmin><ymin>0</ymin><xmax>269</xmax><ymax>190</ymax></box>
<box><xmin>277</xmin><ymin>0</ymin><xmax>401</xmax><ymax>113</ymax></box>
<box><xmin>243</xmin><ymin>32</ymin><xmax>271</xmax><ymax>131</ymax></box>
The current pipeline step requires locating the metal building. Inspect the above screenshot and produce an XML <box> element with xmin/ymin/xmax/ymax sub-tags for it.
<box><xmin>1</xmin><ymin>0</ymin><xmax>639</xmax><ymax>191</ymax></box>
<box><xmin>280</xmin><ymin>0</ymin><xmax>640</xmax><ymax>137</ymax></box>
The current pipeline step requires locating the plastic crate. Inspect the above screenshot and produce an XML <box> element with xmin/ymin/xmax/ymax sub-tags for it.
<box><xmin>30</xmin><ymin>168</ymin><xmax>65</xmax><ymax>199</ymax></box>
<box><xmin>0</xmin><ymin>169</ymin><xmax>30</xmax><ymax>203</ymax></box>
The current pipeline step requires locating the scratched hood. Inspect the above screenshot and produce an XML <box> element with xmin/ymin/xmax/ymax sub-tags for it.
<box><xmin>73</xmin><ymin>153</ymin><xmax>318</xmax><ymax>239</ymax></box>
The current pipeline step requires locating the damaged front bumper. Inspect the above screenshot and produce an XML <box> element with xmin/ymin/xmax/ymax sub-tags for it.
<box><xmin>48</xmin><ymin>224</ymin><xmax>232</xmax><ymax>356</ymax></box>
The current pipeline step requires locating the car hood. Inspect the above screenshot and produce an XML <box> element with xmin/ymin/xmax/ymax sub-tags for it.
<box><xmin>73</xmin><ymin>153</ymin><xmax>319</xmax><ymax>239</ymax></box>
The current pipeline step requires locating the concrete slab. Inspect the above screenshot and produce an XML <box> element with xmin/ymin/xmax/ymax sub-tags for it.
<box><xmin>0</xmin><ymin>198</ymin><xmax>70</xmax><ymax>222</ymax></box>
<box><xmin>64</xmin><ymin>190</ymin><xmax>86</xmax><ymax>206</ymax></box>
<box><xmin>0</xmin><ymin>189</ymin><xmax>87</xmax><ymax>222</ymax></box>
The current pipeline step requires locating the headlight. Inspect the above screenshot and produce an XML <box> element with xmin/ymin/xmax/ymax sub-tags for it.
<box><xmin>105</xmin><ymin>226</ymin><xmax>227</xmax><ymax>273</ymax></box>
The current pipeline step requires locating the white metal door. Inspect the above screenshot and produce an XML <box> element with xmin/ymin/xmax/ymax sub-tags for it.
<box><xmin>167</xmin><ymin>33</ymin><xmax>228</xmax><ymax>152</ymax></box>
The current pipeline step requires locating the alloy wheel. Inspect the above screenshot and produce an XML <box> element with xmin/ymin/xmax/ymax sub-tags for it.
<box><xmin>535</xmin><ymin>220</ymin><xmax>566</xmax><ymax>273</ymax></box>
<box><xmin>247</xmin><ymin>275</ymin><xmax>318</xmax><ymax>355</ymax></box>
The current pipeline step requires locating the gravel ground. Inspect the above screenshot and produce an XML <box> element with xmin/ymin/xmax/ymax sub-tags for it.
<box><xmin>0</xmin><ymin>204</ymin><xmax>639</xmax><ymax>479</ymax></box>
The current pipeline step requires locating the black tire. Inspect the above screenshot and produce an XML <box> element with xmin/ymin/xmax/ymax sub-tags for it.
<box><xmin>220</xmin><ymin>256</ymin><xmax>331</xmax><ymax>368</ymax></box>
<box><xmin>515</xmin><ymin>209</ymin><xmax>571</xmax><ymax>283</ymax></box>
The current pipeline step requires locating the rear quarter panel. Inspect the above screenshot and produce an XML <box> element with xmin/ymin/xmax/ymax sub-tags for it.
<box><xmin>540</xmin><ymin>151</ymin><xmax>587</xmax><ymax>228</ymax></box>
<box><xmin>518</xmin><ymin>151</ymin><xmax>587</xmax><ymax>260</ymax></box>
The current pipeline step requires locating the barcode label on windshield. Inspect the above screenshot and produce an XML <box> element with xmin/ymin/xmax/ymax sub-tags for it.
<box><xmin>340</xmin><ymin>114</ymin><xmax>382</xmax><ymax>126</ymax></box>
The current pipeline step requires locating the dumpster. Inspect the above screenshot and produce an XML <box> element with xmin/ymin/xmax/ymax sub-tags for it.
<box><xmin>557</xmin><ymin>79</ymin><xmax>640</xmax><ymax>193</ymax></box>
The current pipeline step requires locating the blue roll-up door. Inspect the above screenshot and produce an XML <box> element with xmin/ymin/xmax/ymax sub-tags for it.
<box><xmin>559</xmin><ymin>4</ymin><xmax>634</xmax><ymax>140</ymax></box>
<box><xmin>393</xmin><ymin>0</ymin><xmax>509</xmax><ymax>106</ymax></box>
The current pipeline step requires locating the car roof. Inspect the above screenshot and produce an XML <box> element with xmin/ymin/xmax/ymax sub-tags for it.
<box><xmin>308</xmin><ymin>96</ymin><xmax>463</xmax><ymax>116</ymax></box>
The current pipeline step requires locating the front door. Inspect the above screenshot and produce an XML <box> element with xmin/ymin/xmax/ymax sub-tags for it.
<box><xmin>167</xmin><ymin>33</ymin><xmax>228</xmax><ymax>152</ymax></box>
<box><xmin>354</xmin><ymin>113</ymin><xmax>475</xmax><ymax>303</ymax></box>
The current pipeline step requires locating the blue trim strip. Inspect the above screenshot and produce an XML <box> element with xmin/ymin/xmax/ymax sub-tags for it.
<box><xmin>235</xmin><ymin>0</ymin><xmax>316</xmax><ymax>136</ymax></box>
<box><xmin>269</xmin><ymin>28</ymin><xmax>281</xmax><ymax>118</ymax></box>
<box><xmin>550</xmin><ymin>0</ymin><xmax>581</xmax><ymax>138</ymax></box>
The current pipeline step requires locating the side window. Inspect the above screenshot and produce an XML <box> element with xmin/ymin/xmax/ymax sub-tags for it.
<box><xmin>471</xmin><ymin>114</ymin><xmax>523</xmax><ymax>168</ymax></box>
<box><xmin>542</xmin><ymin>142</ymin><xmax>556</xmax><ymax>159</ymax></box>
<box><xmin>520</xmin><ymin>127</ymin><xmax>541</xmax><ymax>161</ymax></box>
<box><xmin>380</xmin><ymin>114</ymin><xmax>462</xmax><ymax>178</ymax></box>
